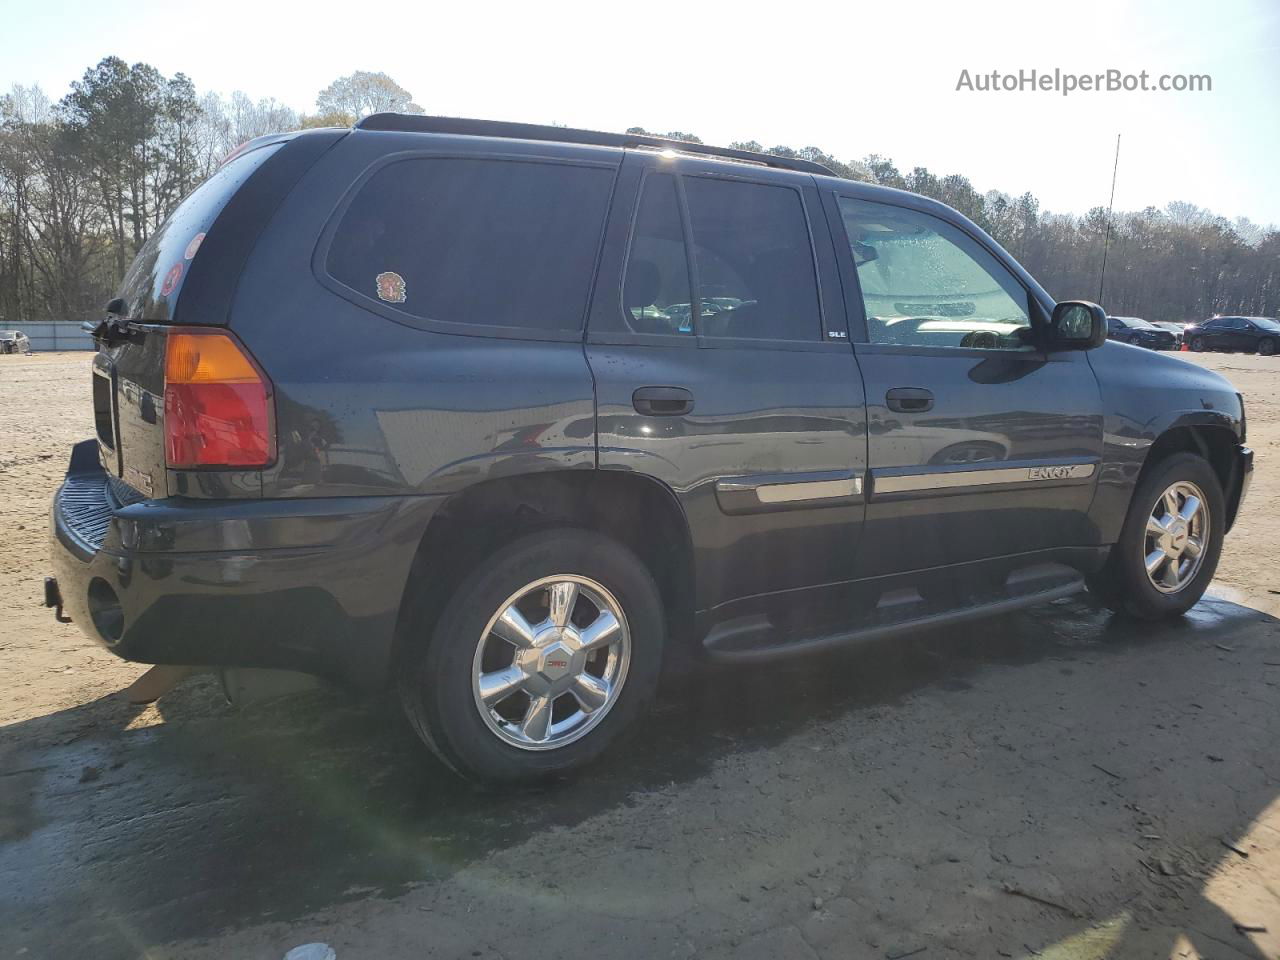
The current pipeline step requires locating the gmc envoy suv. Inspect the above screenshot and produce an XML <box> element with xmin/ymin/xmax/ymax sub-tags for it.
<box><xmin>48</xmin><ymin>116</ymin><xmax>1253</xmax><ymax>783</ymax></box>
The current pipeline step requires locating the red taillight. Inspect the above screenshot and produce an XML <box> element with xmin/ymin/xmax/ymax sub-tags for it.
<box><xmin>164</xmin><ymin>329</ymin><xmax>275</xmax><ymax>469</ymax></box>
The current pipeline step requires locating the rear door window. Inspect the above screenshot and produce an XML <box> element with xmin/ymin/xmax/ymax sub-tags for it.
<box><xmin>623</xmin><ymin>173</ymin><xmax>694</xmax><ymax>335</ymax></box>
<box><xmin>683</xmin><ymin>177</ymin><xmax>821</xmax><ymax>341</ymax></box>
<box><xmin>326</xmin><ymin>158</ymin><xmax>615</xmax><ymax>333</ymax></box>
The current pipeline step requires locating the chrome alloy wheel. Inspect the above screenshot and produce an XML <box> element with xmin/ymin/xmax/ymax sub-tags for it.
<box><xmin>1143</xmin><ymin>480</ymin><xmax>1209</xmax><ymax>594</ymax></box>
<box><xmin>471</xmin><ymin>575</ymin><xmax>630</xmax><ymax>751</ymax></box>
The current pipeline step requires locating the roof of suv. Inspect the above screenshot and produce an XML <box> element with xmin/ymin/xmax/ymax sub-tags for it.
<box><xmin>346</xmin><ymin>114</ymin><xmax>995</xmax><ymax>228</ymax></box>
<box><xmin>355</xmin><ymin>113</ymin><xmax>837</xmax><ymax>176</ymax></box>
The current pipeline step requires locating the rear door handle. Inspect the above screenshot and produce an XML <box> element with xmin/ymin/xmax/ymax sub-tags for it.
<box><xmin>885</xmin><ymin>387</ymin><xmax>934</xmax><ymax>413</ymax></box>
<box><xmin>633</xmin><ymin>386</ymin><xmax>694</xmax><ymax>416</ymax></box>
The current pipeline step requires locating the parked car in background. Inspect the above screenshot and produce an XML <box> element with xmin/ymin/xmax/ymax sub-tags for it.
<box><xmin>1105</xmin><ymin>316</ymin><xmax>1177</xmax><ymax>350</ymax></box>
<box><xmin>47</xmin><ymin>116</ymin><xmax>1253</xmax><ymax>783</ymax></box>
<box><xmin>1184</xmin><ymin>316</ymin><xmax>1280</xmax><ymax>355</ymax></box>
<box><xmin>0</xmin><ymin>329</ymin><xmax>31</xmax><ymax>354</ymax></box>
<box><xmin>1153</xmin><ymin>321</ymin><xmax>1186</xmax><ymax>347</ymax></box>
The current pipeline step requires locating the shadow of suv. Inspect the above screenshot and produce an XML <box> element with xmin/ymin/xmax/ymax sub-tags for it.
<box><xmin>48</xmin><ymin>116</ymin><xmax>1253</xmax><ymax>782</ymax></box>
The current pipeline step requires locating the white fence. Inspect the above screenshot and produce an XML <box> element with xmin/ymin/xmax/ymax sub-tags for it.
<box><xmin>15</xmin><ymin>321</ymin><xmax>95</xmax><ymax>352</ymax></box>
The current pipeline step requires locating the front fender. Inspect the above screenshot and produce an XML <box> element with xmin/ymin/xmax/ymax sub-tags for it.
<box><xmin>1087</xmin><ymin>345</ymin><xmax>1244</xmax><ymax>542</ymax></box>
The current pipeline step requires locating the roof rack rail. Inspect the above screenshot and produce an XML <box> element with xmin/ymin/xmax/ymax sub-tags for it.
<box><xmin>354</xmin><ymin>114</ymin><xmax>835</xmax><ymax>176</ymax></box>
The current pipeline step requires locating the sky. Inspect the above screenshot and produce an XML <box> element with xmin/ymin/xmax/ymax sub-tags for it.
<box><xmin>4</xmin><ymin>0</ymin><xmax>1279</xmax><ymax>225</ymax></box>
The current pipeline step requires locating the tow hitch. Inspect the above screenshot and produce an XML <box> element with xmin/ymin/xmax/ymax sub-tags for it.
<box><xmin>44</xmin><ymin>577</ymin><xmax>71</xmax><ymax>623</ymax></box>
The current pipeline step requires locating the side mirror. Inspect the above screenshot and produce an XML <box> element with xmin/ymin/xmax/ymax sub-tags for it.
<box><xmin>1049</xmin><ymin>300</ymin><xmax>1107</xmax><ymax>350</ymax></box>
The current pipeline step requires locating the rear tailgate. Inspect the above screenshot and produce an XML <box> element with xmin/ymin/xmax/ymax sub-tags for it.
<box><xmin>91</xmin><ymin>140</ymin><xmax>283</xmax><ymax>499</ymax></box>
<box><xmin>88</xmin><ymin>131</ymin><xmax>343</xmax><ymax>499</ymax></box>
<box><xmin>92</xmin><ymin>331</ymin><xmax>168</xmax><ymax>497</ymax></box>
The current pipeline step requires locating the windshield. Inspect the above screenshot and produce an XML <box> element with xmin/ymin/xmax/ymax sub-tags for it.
<box><xmin>1253</xmin><ymin>317</ymin><xmax>1280</xmax><ymax>332</ymax></box>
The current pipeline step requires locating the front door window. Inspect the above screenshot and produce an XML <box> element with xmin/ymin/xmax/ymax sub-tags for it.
<box><xmin>839</xmin><ymin>197</ymin><xmax>1033</xmax><ymax>351</ymax></box>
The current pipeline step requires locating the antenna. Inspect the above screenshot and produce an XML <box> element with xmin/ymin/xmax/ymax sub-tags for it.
<box><xmin>1098</xmin><ymin>134</ymin><xmax>1121</xmax><ymax>304</ymax></box>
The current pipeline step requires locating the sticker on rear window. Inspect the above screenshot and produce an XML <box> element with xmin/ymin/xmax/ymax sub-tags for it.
<box><xmin>160</xmin><ymin>262</ymin><xmax>184</xmax><ymax>297</ymax></box>
<box><xmin>184</xmin><ymin>232</ymin><xmax>206</xmax><ymax>260</ymax></box>
<box><xmin>376</xmin><ymin>271</ymin><xmax>406</xmax><ymax>304</ymax></box>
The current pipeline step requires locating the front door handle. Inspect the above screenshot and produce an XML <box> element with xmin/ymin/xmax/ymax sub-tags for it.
<box><xmin>886</xmin><ymin>387</ymin><xmax>934</xmax><ymax>413</ymax></box>
<box><xmin>633</xmin><ymin>386</ymin><xmax>694</xmax><ymax>416</ymax></box>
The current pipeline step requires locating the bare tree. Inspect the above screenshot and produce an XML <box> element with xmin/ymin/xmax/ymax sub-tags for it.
<box><xmin>227</xmin><ymin>91</ymin><xmax>300</xmax><ymax>143</ymax></box>
<box><xmin>316</xmin><ymin>71</ymin><xmax>423</xmax><ymax>119</ymax></box>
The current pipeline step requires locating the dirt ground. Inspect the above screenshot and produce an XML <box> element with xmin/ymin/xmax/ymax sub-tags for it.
<box><xmin>1</xmin><ymin>350</ymin><xmax>1279</xmax><ymax>960</ymax></box>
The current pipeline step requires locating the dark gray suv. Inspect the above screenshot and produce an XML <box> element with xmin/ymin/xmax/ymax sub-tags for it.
<box><xmin>48</xmin><ymin>116</ymin><xmax>1253</xmax><ymax>782</ymax></box>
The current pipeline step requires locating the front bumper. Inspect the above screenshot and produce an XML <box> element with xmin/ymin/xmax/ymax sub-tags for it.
<box><xmin>1229</xmin><ymin>444</ymin><xmax>1254</xmax><ymax>532</ymax></box>
<box><xmin>49</xmin><ymin>439</ymin><xmax>441</xmax><ymax>689</ymax></box>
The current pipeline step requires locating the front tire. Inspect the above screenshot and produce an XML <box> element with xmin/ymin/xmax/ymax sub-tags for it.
<box><xmin>1190</xmin><ymin>336</ymin><xmax>1206</xmax><ymax>352</ymax></box>
<box><xmin>1258</xmin><ymin>337</ymin><xmax>1276</xmax><ymax>357</ymax></box>
<box><xmin>1086</xmin><ymin>452</ymin><xmax>1224</xmax><ymax>619</ymax></box>
<box><xmin>399</xmin><ymin>529</ymin><xmax>664</xmax><ymax>784</ymax></box>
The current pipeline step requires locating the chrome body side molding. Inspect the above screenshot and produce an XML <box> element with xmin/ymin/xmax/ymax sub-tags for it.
<box><xmin>870</xmin><ymin>459</ymin><xmax>1099</xmax><ymax>500</ymax></box>
<box><xmin>715</xmin><ymin>470</ymin><xmax>863</xmax><ymax>514</ymax></box>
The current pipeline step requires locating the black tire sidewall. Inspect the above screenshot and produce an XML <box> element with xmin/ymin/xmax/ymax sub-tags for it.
<box><xmin>1259</xmin><ymin>338</ymin><xmax>1275</xmax><ymax>356</ymax></box>
<box><xmin>401</xmin><ymin>529</ymin><xmax>664</xmax><ymax>783</ymax></box>
<box><xmin>1110</xmin><ymin>452</ymin><xmax>1225</xmax><ymax>619</ymax></box>
<box><xmin>1191</xmin><ymin>337</ymin><xmax>1206</xmax><ymax>352</ymax></box>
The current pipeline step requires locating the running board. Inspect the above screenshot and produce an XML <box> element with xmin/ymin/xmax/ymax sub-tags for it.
<box><xmin>702</xmin><ymin>568</ymin><xmax>1086</xmax><ymax>663</ymax></box>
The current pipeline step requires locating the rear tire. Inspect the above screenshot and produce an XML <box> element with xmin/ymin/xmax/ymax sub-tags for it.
<box><xmin>1086</xmin><ymin>453</ymin><xmax>1224</xmax><ymax>619</ymax></box>
<box><xmin>399</xmin><ymin>528</ymin><xmax>664</xmax><ymax>784</ymax></box>
<box><xmin>1190</xmin><ymin>336</ymin><xmax>1206</xmax><ymax>352</ymax></box>
<box><xmin>1258</xmin><ymin>338</ymin><xmax>1276</xmax><ymax>357</ymax></box>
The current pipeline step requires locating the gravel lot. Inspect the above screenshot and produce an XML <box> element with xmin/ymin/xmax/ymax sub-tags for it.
<box><xmin>1</xmin><ymin>350</ymin><xmax>1278</xmax><ymax>959</ymax></box>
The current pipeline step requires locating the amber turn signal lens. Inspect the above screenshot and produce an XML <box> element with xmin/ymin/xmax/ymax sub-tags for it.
<box><xmin>165</xmin><ymin>331</ymin><xmax>262</xmax><ymax>384</ymax></box>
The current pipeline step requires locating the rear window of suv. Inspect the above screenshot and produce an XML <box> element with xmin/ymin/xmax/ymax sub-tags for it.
<box><xmin>326</xmin><ymin>157</ymin><xmax>615</xmax><ymax>333</ymax></box>
<box><xmin>116</xmin><ymin>141</ymin><xmax>284</xmax><ymax>321</ymax></box>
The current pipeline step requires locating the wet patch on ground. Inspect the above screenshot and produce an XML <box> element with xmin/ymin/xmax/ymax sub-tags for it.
<box><xmin>3</xmin><ymin>593</ymin><xmax>1279</xmax><ymax>958</ymax></box>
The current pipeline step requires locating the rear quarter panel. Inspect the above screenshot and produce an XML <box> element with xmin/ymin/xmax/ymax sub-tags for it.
<box><xmin>229</xmin><ymin>131</ymin><xmax>611</xmax><ymax>500</ymax></box>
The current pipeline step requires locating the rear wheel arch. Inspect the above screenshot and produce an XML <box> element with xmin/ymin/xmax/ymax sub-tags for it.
<box><xmin>393</xmin><ymin>470</ymin><xmax>695</xmax><ymax>672</ymax></box>
<box><xmin>399</xmin><ymin>526</ymin><xmax>666</xmax><ymax>781</ymax></box>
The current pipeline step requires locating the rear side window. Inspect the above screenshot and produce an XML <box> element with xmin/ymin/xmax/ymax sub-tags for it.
<box><xmin>684</xmin><ymin>177</ymin><xmax>821</xmax><ymax>341</ymax></box>
<box><xmin>327</xmin><ymin>158</ymin><xmax>615</xmax><ymax>332</ymax></box>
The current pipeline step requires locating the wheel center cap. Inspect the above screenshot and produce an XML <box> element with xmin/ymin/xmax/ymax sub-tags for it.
<box><xmin>538</xmin><ymin>640</ymin><xmax>576</xmax><ymax>681</ymax></box>
<box><xmin>1166</xmin><ymin>520</ymin><xmax>1189</xmax><ymax>554</ymax></box>
<box><xmin>516</xmin><ymin>629</ymin><xmax>582</xmax><ymax>696</ymax></box>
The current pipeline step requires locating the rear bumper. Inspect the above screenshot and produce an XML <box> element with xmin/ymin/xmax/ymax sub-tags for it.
<box><xmin>49</xmin><ymin>439</ymin><xmax>442</xmax><ymax>690</ymax></box>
